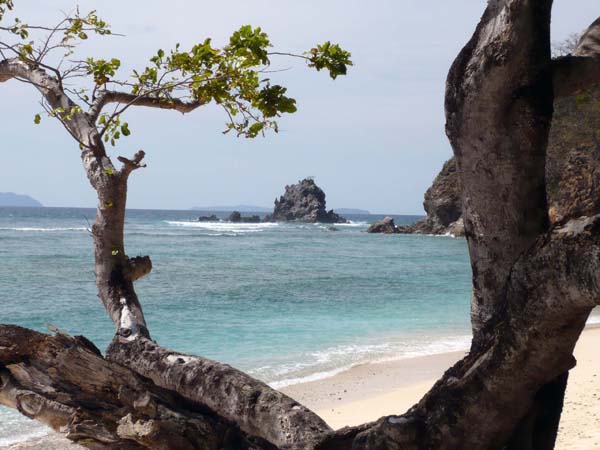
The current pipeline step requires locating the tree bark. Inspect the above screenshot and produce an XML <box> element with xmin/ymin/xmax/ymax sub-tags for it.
<box><xmin>3</xmin><ymin>4</ymin><xmax>600</xmax><ymax>450</ymax></box>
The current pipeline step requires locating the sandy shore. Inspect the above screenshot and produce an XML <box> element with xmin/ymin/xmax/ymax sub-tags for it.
<box><xmin>5</xmin><ymin>328</ymin><xmax>600</xmax><ymax>449</ymax></box>
<box><xmin>282</xmin><ymin>350</ymin><xmax>465</xmax><ymax>429</ymax></box>
<box><xmin>283</xmin><ymin>326</ymin><xmax>600</xmax><ymax>449</ymax></box>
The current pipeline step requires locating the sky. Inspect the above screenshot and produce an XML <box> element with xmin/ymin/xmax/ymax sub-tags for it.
<box><xmin>1</xmin><ymin>1</ymin><xmax>598</xmax><ymax>214</ymax></box>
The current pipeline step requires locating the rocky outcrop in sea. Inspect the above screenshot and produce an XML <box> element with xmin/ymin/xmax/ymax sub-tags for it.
<box><xmin>367</xmin><ymin>217</ymin><xmax>401</xmax><ymax>234</ymax></box>
<box><xmin>264</xmin><ymin>178</ymin><xmax>347</xmax><ymax>223</ymax></box>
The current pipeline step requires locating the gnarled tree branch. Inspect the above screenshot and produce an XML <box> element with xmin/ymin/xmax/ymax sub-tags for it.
<box><xmin>0</xmin><ymin>325</ymin><xmax>276</xmax><ymax>450</ymax></box>
<box><xmin>89</xmin><ymin>91</ymin><xmax>205</xmax><ymax>122</ymax></box>
<box><xmin>107</xmin><ymin>336</ymin><xmax>332</xmax><ymax>450</ymax></box>
<box><xmin>0</xmin><ymin>57</ymin><xmax>96</xmax><ymax>147</ymax></box>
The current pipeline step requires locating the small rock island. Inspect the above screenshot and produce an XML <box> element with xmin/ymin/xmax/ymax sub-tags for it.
<box><xmin>264</xmin><ymin>178</ymin><xmax>347</xmax><ymax>223</ymax></box>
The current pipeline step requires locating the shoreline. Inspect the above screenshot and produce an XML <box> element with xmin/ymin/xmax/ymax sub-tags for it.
<box><xmin>281</xmin><ymin>350</ymin><xmax>465</xmax><ymax>428</ymax></box>
<box><xmin>283</xmin><ymin>326</ymin><xmax>600</xmax><ymax>450</ymax></box>
<box><xmin>4</xmin><ymin>326</ymin><xmax>600</xmax><ymax>449</ymax></box>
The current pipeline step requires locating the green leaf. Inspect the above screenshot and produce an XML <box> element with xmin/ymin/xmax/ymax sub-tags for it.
<box><xmin>248</xmin><ymin>122</ymin><xmax>265</xmax><ymax>137</ymax></box>
<box><xmin>33</xmin><ymin>114</ymin><xmax>41</xmax><ymax>124</ymax></box>
<box><xmin>306</xmin><ymin>42</ymin><xmax>352</xmax><ymax>79</ymax></box>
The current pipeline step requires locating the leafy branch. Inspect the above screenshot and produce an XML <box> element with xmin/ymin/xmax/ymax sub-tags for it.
<box><xmin>0</xmin><ymin>5</ymin><xmax>352</xmax><ymax>145</ymax></box>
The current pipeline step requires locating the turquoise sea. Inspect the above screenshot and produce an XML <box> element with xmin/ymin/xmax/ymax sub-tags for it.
<box><xmin>0</xmin><ymin>207</ymin><xmax>474</xmax><ymax>445</ymax></box>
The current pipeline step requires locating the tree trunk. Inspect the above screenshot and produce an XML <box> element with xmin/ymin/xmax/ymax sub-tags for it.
<box><xmin>85</xmin><ymin>147</ymin><xmax>150</xmax><ymax>340</ymax></box>
<box><xmin>2</xmin><ymin>2</ymin><xmax>600</xmax><ymax>450</ymax></box>
<box><xmin>504</xmin><ymin>373</ymin><xmax>568</xmax><ymax>450</ymax></box>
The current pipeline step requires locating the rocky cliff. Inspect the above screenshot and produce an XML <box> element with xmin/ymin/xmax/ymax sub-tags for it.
<box><xmin>546</xmin><ymin>86</ymin><xmax>600</xmax><ymax>223</ymax></box>
<box><xmin>396</xmin><ymin>159</ymin><xmax>463</xmax><ymax>236</ymax></box>
<box><xmin>265</xmin><ymin>178</ymin><xmax>347</xmax><ymax>223</ymax></box>
<box><xmin>391</xmin><ymin>85</ymin><xmax>600</xmax><ymax>237</ymax></box>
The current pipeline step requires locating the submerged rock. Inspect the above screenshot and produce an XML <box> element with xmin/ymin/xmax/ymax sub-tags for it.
<box><xmin>228</xmin><ymin>211</ymin><xmax>261</xmax><ymax>223</ymax></box>
<box><xmin>445</xmin><ymin>217</ymin><xmax>465</xmax><ymax>237</ymax></box>
<box><xmin>367</xmin><ymin>217</ymin><xmax>400</xmax><ymax>234</ymax></box>
<box><xmin>198</xmin><ymin>214</ymin><xmax>219</xmax><ymax>222</ymax></box>
<box><xmin>264</xmin><ymin>178</ymin><xmax>347</xmax><ymax>223</ymax></box>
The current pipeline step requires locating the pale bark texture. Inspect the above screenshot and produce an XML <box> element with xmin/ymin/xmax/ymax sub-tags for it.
<box><xmin>2</xmin><ymin>2</ymin><xmax>600</xmax><ymax>450</ymax></box>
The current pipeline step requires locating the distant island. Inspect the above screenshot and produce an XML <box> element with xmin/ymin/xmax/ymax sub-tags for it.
<box><xmin>333</xmin><ymin>208</ymin><xmax>370</xmax><ymax>215</ymax></box>
<box><xmin>191</xmin><ymin>205</ymin><xmax>271</xmax><ymax>213</ymax></box>
<box><xmin>0</xmin><ymin>192</ymin><xmax>42</xmax><ymax>207</ymax></box>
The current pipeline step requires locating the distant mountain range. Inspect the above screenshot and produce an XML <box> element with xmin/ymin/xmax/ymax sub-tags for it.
<box><xmin>191</xmin><ymin>205</ymin><xmax>272</xmax><ymax>213</ymax></box>
<box><xmin>0</xmin><ymin>192</ymin><xmax>42</xmax><ymax>207</ymax></box>
<box><xmin>333</xmin><ymin>208</ymin><xmax>371</xmax><ymax>215</ymax></box>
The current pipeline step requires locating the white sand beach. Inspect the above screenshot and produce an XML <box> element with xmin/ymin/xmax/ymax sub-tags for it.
<box><xmin>283</xmin><ymin>326</ymin><xmax>600</xmax><ymax>450</ymax></box>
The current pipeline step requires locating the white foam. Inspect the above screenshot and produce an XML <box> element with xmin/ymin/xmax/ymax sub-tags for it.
<box><xmin>0</xmin><ymin>429</ymin><xmax>50</xmax><ymax>447</ymax></box>
<box><xmin>165</xmin><ymin>221</ymin><xmax>278</xmax><ymax>234</ymax></box>
<box><xmin>260</xmin><ymin>335</ymin><xmax>472</xmax><ymax>389</ymax></box>
<box><xmin>335</xmin><ymin>221</ymin><xmax>368</xmax><ymax>227</ymax></box>
<box><xmin>269</xmin><ymin>365</ymin><xmax>357</xmax><ymax>389</ymax></box>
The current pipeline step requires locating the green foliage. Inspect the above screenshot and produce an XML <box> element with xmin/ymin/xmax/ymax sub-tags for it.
<box><xmin>1</xmin><ymin>3</ymin><xmax>351</xmax><ymax>144</ymax></box>
<box><xmin>98</xmin><ymin>114</ymin><xmax>129</xmax><ymax>146</ymax></box>
<box><xmin>0</xmin><ymin>0</ymin><xmax>13</xmax><ymax>21</ymax></box>
<box><xmin>254</xmin><ymin>84</ymin><xmax>297</xmax><ymax>117</ymax></box>
<box><xmin>126</xmin><ymin>25</ymin><xmax>350</xmax><ymax>138</ymax></box>
<box><xmin>9</xmin><ymin>18</ymin><xmax>28</xmax><ymax>39</ymax></box>
<box><xmin>86</xmin><ymin>58</ymin><xmax>121</xmax><ymax>85</ymax></box>
<box><xmin>306</xmin><ymin>41</ymin><xmax>352</xmax><ymax>79</ymax></box>
<box><xmin>2</xmin><ymin>7</ymin><xmax>112</xmax><ymax>60</ymax></box>
<box><xmin>62</xmin><ymin>10</ymin><xmax>111</xmax><ymax>43</ymax></box>
<box><xmin>228</xmin><ymin>25</ymin><xmax>271</xmax><ymax>66</ymax></box>
<box><xmin>18</xmin><ymin>40</ymin><xmax>33</xmax><ymax>58</ymax></box>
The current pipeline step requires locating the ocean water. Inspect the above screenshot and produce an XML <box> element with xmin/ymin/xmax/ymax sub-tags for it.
<box><xmin>0</xmin><ymin>207</ymin><xmax>473</xmax><ymax>445</ymax></box>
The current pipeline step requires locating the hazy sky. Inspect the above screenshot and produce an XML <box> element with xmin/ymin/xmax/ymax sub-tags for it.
<box><xmin>1</xmin><ymin>1</ymin><xmax>598</xmax><ymax>213</ymax></box>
